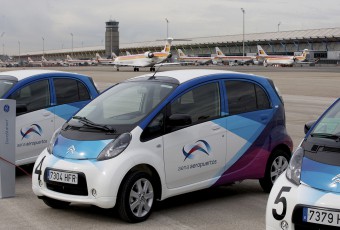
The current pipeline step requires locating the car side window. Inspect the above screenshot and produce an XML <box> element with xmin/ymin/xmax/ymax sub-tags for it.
<box><xmin>53</xmin><ymin>78</ymin><xmax>90</xmax><ymax>105</ymax></box>
<box><xmin>9</xmin><ymin>79</ymin><xmax>50</xmax><ymax>114</ymax></box>
<box><xmin>225</xmin><ymin>80</ymin><xmax>271</xmax><ymax>115</ymax></box>
<box><xmin>170</xmin><ymin>82</ymin><xmax>221</xmax><ymax>124</ymax></box>
<box><xmin>140</xmin><ymin>111</ymin><xmax>165</xmax><ymax>142</ymax></box>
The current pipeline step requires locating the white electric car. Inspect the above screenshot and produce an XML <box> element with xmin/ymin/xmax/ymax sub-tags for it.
<box><xmin>33</xmin><ymin>69</ymin><xmax>293</xmax><ymax>222</ymax></box>
<box><xmin>266</xmin><ymin>98</ymin><xmax>340</xmax><ymax>230</ymax></box>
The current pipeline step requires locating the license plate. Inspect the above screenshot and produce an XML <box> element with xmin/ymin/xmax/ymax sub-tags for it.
<box><xmin>303</xmin><ymin>207</ymin><xmax>340</xmax><ymax>227</ymax></box>
<box><xmin>48</xmin><ymin>170</ymin><xmax>78</xmax><ymax>184</ymax></box>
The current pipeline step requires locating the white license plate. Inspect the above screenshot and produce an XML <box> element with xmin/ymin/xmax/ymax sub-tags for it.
<box><xmin>303</xmin><ymin>207</ymin><xmax>340</xmax><ymax>227</ymax></box>
<box><xmin>48</xmin><ymin>170</ymin><xmax>78</xmax><ymax>184</ymax></box>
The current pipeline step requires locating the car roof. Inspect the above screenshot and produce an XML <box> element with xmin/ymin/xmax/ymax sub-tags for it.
<box><xmin>130</xmin><ymin>69</ymin><xmax>249</xmax><ymax>84</ymax></box>
<box><xmin>0</xmin><ymin>69</ymin><xmax>82</xmax><ymax>81</ymax></box>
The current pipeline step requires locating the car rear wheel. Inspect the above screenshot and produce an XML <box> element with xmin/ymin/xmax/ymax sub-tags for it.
<box><xmin>42</xmin><ymin>197</ymin><xmax>70</xmax><ymax>209</ymax></box>
<box><xmin>116</xmin><ymin>171</ymin><xmax>155</xmax><ymax>223</ymax></box>
<box><xmin>259</xmin><ymin>149</ymin><xmax>290</xmax><ymax>193</ymax></box>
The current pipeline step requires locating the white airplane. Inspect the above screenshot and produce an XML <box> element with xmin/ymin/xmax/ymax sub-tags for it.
<box><xmin>65</xmin><ymin>55</ymin><xmax>96</xmax><ymax>66</ymax></box>
<box><xmin>42</xmin><ymin>56</ymin><xmax>63</xmax><ymax>66</ymax></box>
<box><xmin>213</xmin><ymin>47</ymin><xmax>255</xmax><ymax>65</ymax></box>
<box><xmin>112</xmin><ymin>38</ymin><xmax>174</xmax><ymax>71</ymax></box>
<box><xmin>177</xmin><ymin>49</ymin><xmax>212</xmax><ymax>65</ymax></box>
<box><xmin>0</xmin><ymin>59</ymin><xmax>6</xmax><ymax>67</ymax></box>
<box><xmin>95</xmin><ymin>53</ymin><xmax>116</xmax><ymax>65</ymax></box>
<box><xmin>27</xmin><ymin>57</ymin><xmax>43</xmax><ymax>67</ymax></box>
<box><xmin>257</xmin><ymin>45</ymin><xmax>309</xmax><ymax>67</ymax></box>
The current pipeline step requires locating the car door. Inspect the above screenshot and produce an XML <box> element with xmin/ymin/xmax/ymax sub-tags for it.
<box><xmin>222</xmin><ymin>80</ymin><xmax>273</xmax><ymax>179</ymax></box>
<box><xmin>163</xmin><ymin>82</ymin><xmax>227</xmax><ymax>189</ymax></box>
<box><xmin>51</xmin><ymin>78</ymin><xmax>92</xmax><ymax>129</ymax></box>
<box><xmin>9</xmin><ymin>79</ymin><xmax>55</xmax><ymax>165</ymax></box>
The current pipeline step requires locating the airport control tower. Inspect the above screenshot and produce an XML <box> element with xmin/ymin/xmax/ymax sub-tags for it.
<box><xmin>105</xmin><ymin>20</ymin><xmax>119</xmax><ymax>57</ymax></box>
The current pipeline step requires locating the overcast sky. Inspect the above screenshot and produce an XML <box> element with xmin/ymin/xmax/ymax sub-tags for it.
<box><xmin>1</xmin><ymin>0</ymin><xmax>339</xmax><ymax>55</ymax></box>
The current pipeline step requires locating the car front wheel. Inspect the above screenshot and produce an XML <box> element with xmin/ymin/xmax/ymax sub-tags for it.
<box><xmin>116</xmin><ymin>171</ymin><xmax>155</xmax><ymax>223</ymax></box>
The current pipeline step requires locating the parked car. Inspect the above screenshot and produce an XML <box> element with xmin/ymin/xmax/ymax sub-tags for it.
<box><xmin>266</xmin><ymin>98</ymin><xmax>340</xmax><ymax>230</ymax></box>
<box><xmin>32</xmin><ymin>69</ymin><xmax>292</xmax><ymax>222</ymax></box>
<box><xmin>0</xmin><ymin>69</ymin><xmax>99</xmax><ymax>165</ymax></box>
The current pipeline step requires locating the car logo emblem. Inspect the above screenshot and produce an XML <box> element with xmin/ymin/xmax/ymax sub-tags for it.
<box><xmin>67</xmin><ymin>145</ymin><xmax>76</xmax><ymax>154</ymax></box>
<box><xmin>182</xmin><ymin>140</ymin><xmax>211</xmax><ymax>161</ymax></box>
<box><xmin>331</xmin><ymin>174</ymin><xmax>340</xmax><ymax>186</ymax></box>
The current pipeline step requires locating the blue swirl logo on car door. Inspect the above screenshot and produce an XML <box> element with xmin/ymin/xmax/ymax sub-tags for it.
<box><xmin>182</xmin><ymin>140</ymin><xmax>211</xmax><ymax>161</ymax></box>
<box><xmin>20</xmin><ymin>124</ymin><xmax>43</xmax><ymax>140</ymax></box>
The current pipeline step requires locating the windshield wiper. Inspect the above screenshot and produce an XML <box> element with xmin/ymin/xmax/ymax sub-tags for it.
<box><xmin>311</xmin><ymin>133</ymin><xmax>340</xmax><ymax>141</ymax></box>
<box><xmin>72</xmin><ymin>116</ymin><xmax>115</xmax><ymax>133</ymax></box>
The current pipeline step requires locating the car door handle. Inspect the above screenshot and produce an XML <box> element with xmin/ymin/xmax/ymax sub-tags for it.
<box><xmin>212</xmin><ymin>125</ymin><xmax>221</xmax><ymax>130</ymax></box>
<box><xmin>43</xmin><ymin>111</ymin><xmax>52</xmax><ymax>117</ymax></box>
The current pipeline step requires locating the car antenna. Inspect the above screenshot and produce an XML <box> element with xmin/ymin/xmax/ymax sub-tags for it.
<box><xmin>149</xmin><ymin>64</ymin><xmax>163</xmax><ymax>80</ymax></box>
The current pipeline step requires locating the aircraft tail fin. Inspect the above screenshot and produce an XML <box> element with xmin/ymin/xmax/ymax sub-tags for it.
<box><xmin>95</xmin><ymin>53</ymin><xmax>101</xmax><ymax>61</ymax></box>
<box><xmin>177</xmin><ymin>49</ymin><xmax>187</xmax><ymax>58</ymax></box>
<box><xmin>28</xmin><ymin>57</ymin><xmax>33</xmax><ymax>62</ymax></box>
<box><xmin>257</xmin><ymin>45</ymin><xmax>268</xmax><ymax>56</ymax></box>
<box><xmin>112</xmin><ymin>52</ymin><xmax>117</xmax><ymax>58</ymax></box>
<box><xmin>66</xmin><ymin>55</ymin><xmax>72</xmax><ymax>61</ymax></box>
<box><xmin>42</xmin><ymin>56</ymin><xmax>47</xmax><ymax>62</ymax></box>
<box><xmin>162</xmin><ymin>37</ymin><xmax>173</xmax><ymax>53</ymax></box>
<box><xmin>215</xmin><ymin>47</ymin><xmax>225</xmax><ymax>56</ymax></box>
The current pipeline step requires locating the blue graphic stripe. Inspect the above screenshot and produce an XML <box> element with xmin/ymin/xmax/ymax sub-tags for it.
<box><xmin>301</xmin><ymin>157</ymin><xmax>340</xmax><ymax>193</ymax></box>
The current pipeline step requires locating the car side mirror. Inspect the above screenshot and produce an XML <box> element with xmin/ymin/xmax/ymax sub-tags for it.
<box><xmin>16</xmin><ymin>104</ymin><xmax>28</xmax><ymax>115</ymax></box>
<box><xmin>168</xmin><ymin>114</ymin><xmax>192</xmax><ymax>127</ymax></box>
<box><xmin>304</xmin><ymin>120</ymin><xmax>316</xmax><ymax>134</ymax></box>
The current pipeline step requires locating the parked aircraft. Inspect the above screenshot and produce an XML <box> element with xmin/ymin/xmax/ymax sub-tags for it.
<box><xmin>42</xmin><ymin>56</ymin><xmax>63</xmax><ymax>66</ymax></box>
<box><xmin>177</xmin><ymin>49</ymin><xmax>212</xmax><ymax>65</ymax></box>
<box><xmin>95</xmin><ymin>53</ymin><xmax>116</xmax><ymax>65</ymax></box>
<box><xmin>257</xmin><ymin>45</ymin><xmax>308</xmax><ymax>67</ymax></box>
<box><xmin>27</xmin><ymin>57</ymin><xmax>43</xmax><ymax>67</ymax></box>
<box><xmin>112</xmin><ymin>38</ymin><xmax>174</xmax><ymax>71</ymax></box>
<box><xmin>65</xmin><ymin>55</ymin><xmax>96</xmax><ymax>66</ymax></box>
<box><xmin>213</xmin><ymin>47</ymin><xmax>255</xmax><ymax>65</ymax></box>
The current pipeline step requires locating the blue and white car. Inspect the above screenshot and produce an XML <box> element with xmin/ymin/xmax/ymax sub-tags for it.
<box><xmin>0</xmin><ymin>70</ymin><xmax>99</xmax><ymax>165</ymax></box>
<box><xmin>266</xmin><ymin>98</ymin><xmax>340</xmax><ymax>230</ymax></box>
<box><xmin>32</xmin><ymin>69</ymin><xmax>293</xmax><ymax>222</ymax></box>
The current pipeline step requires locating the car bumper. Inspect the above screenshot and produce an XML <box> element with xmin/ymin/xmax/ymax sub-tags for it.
<box><xmin>266</xmin><ymin>173</ymin><xmax>340</xmax><ymax>230</ymax></box>
<box><xmin>32</xmin><ymin>149</ymin><xmax>129</xmax><ymax>209</ymax></box>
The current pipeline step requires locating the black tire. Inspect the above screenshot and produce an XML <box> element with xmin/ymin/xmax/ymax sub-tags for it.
<box><xmin>42</xmin><ymin>197</ymin><xmax>70</xmax><ymax>209</ymax></box>
<box><xmin>116</xmin><ymin>171</ymin><xmax>155</xmax><ymax>223</ymax></box>
<box><xmin>259</xmin><ymin>149</ymin><xmax>290</xmax><ymax>193</ymax></box>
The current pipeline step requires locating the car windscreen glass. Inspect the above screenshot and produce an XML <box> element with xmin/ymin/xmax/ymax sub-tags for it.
<box><xmin>71</xmin><ymin>81</ymin><xmax>176</xmax><ymax>127</ymax></box>
<box><xmin>0</xmin><ymin>79</ymin><xmax>16</xmax><ymax>98</ymax></box>
<box><xmin>311</xmin><ymin>100</ymin><xmax>340</xmax><ymax>137</ymax></box>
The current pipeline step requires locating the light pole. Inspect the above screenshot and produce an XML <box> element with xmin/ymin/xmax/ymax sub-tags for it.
<box><xmin>70</xmin><ymin>33</ymin><xmax>73</xmax><ymax>57</ymax></box>
<box><xmin>42</xmin><ymin>37</ymin><xmax>45</xmax><ymax>56</ymax></box>
<box><xmin>18</xmin><ymin>41</ymin><xmax>21</xmax><ymax>64</ymax></box>
<box><xmin>278</xmin><ymin>22</ymin><xmax>281</xmax><ymax>32</ymax></box>
<box><xmin>241</xmin><ymin>8</ymin><xmax>245</xmax><ymax>57</ymax></box>
<box><xmin>165</xmin><ymin>18</ymin><xmax>169</xmax><ymax>38</ymax></box>
<box><xmin>1</xmin><ymin>32</ymin><xmax>4</xmax><ymax>57</ymax></box>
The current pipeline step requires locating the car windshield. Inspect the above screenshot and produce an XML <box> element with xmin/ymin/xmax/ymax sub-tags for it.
<box><xmin>0</xmin><ymin>79</ymin><xmax>16</xmax><ymax>98</ymax></box>
<box><xmin>72</xmin><ymin>81</ymin><xmax>176</xmax><ymax>126</ymax></box>
<box><xmin>311</xmin><ymin>99</ymin><xmax>340</xmax><ymax>137</ymax></box>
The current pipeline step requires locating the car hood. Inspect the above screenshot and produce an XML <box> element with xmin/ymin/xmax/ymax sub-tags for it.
<box><xmin>53</xmin><ymin>134</ymin><xmax>113</xmax><ymax>160</ymax></box>
<box><xmin>301</xmin><ymin>157</ymin><xmax>340</xmax><ymax>193</ymax></box>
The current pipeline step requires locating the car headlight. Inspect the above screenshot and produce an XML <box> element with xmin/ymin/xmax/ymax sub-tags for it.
<box><xmin>47</xmin><ymin>128</ymin><xmax>61</xmax><ymax>154</ymax></box>
<box><xmin>97</xmin><ymin>133</ymin><xmax>131</xmax><ymax>161</ymax></box>
<box><xmin>286</xmin><ymin>146</ymin><xmax>304</xmax><ymax>185</ymax></box>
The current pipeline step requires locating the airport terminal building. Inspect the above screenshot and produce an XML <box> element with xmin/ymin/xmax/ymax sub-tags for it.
<box><xmin>15</xmin><ymin>27</ymin><xmax>340</xmax><ymax>64</ymax></box>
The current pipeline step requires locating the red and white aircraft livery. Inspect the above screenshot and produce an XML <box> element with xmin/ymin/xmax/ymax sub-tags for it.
<box><xmin>257</xmin><ymin>45</ymin><xmax>308</xmax><ymax>67</ymax></box>
<box><xmin>213</xmin><ymin>47</ymin><xmax>256</xmax><ymax>65</ymax></box>
<box><xmin>112</xmin><ymin>38</ymin><xmax>174</xmax><ymax>72</ymax></box>
<box><xmin>177</xmin><ymin>49</ymin><xmax>212</xmax><ymax>65</ymax></box>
